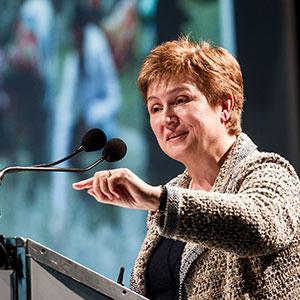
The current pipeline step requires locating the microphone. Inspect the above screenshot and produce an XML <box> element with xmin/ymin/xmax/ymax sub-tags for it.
<box><xmin>34</xmin><ymin>128</ymin><xmax>107</xmax><ymax>167</ymax></box>
<box><xmin>101</xmin><ymin>138</ymin><xmax>127</xmax><ymax>162</ymax></box>
<box><xmin>0</xmin><ymin>138</ymin><xmax>127</xmax><ymax>184</ymax></box>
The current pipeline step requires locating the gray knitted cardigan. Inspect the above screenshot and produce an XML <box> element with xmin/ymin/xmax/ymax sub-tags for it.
<box><xmin>130</xmin><ymin>133</ymin><xmax>300</xmax><ymax>299</ymax></box>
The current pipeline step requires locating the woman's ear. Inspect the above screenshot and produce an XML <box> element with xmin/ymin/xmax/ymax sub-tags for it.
<box><xmin>221</xmin><ymin>96</ymin><xmax>234</xmax><ymax>123</ymax></box>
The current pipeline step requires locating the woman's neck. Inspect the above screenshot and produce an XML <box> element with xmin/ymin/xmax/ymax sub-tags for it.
<box><xmin>186</xmin><ymin>134</ymin><xmax>236</xmax><ymax>191</ymax></box>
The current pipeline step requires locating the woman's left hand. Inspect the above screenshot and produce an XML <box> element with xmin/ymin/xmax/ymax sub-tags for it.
<box><xmin>72</xmin><ymin>168</ymin><xmax>161</xmax><ymax>211</ymax></box>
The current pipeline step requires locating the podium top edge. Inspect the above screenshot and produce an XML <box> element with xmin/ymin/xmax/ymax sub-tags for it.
<box><xmin>25</xmin><ymin>238</ymin><xmax>148</xmax><ymax>300</ymax></box>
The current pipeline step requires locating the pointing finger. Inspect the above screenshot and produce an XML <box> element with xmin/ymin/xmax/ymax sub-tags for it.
<box><xmin>72</xmin><ymin>177</ymin><xmax>94</xmax><ymax>190</ymax></box>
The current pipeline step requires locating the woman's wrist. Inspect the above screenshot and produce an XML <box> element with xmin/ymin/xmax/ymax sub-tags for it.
<box><xmin>148</xmin><ymin>185</ymin><xmax>167</xmax><ymax>212</ymax></box>
<box><xmin>157</xmin><ymin>185</ymin><xmax>167</xmax><ymax>212</ymax></box>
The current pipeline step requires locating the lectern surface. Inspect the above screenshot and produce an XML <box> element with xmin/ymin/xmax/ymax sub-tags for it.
<box><xmin>1</xmin><ymin>237</ymin><xmax>148</xmax><ymax>300</ymax></box>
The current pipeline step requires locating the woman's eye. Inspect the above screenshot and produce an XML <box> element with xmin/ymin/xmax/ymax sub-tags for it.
<box><xmin>151</xmin><ymin>105</ymin><xmax>162</xmax><ymax>113</ymax></box>
<box><xmin>174</xmin><ymin>97</ymin><xmax>188</xmax><ymax>105</ymax></box>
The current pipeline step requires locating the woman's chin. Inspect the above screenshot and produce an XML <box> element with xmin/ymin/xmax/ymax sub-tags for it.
<box><xmin>165</xmin><ymin>146</ymin><xmax>189</xmax><ymax>162</ymax></box>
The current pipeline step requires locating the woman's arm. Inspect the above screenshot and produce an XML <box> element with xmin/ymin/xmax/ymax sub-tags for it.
<box><xmin>72</xmin><ymin>155</ymin><xmax>300</xmax><ymax>257</ymax></box>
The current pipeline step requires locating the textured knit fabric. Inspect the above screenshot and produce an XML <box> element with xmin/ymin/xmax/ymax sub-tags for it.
<box><xmin>130</xmin><ymin>133</ymin><xmax>300</xmax><ymax>299</ymax></box>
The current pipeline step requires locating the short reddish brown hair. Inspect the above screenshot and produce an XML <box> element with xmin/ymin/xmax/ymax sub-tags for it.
<box><xmin>137</xmin><ymin>37</ymin><xmax>244</xmax><ymax>135</ymax></box>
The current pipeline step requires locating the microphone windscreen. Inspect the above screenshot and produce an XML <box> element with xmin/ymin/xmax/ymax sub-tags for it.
<box><xmin>102</xmin><ymin>138</ymin><xmax>127</xmax><ymax>162</ymax></box>
<box><xmin>81</xmin><ymin>128</ymin><xmax>107</xmax><ymax>152</ymax></box>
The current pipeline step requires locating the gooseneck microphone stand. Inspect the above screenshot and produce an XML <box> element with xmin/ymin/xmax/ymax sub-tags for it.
<box><xmin>0</xmin><ymin>157</ymin><xmax>105</xmax><ymax>184</ymax></box>
<box><xmin>0</xmin><ymin>138</ymin><xmax>127</xmax><ymax>185</ymax></box>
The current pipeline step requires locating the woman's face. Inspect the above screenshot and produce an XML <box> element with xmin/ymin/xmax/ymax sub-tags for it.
<box><xmin>147</xmin><ymin>78</ymin><xmax>226</xmax><ymax>163</ymax></box>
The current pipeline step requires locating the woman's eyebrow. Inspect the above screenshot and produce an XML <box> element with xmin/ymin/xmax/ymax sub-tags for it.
<box><xmin>146</xmin><ymin>96</ymin><xmax>158</xmax><ymax>104</ymax></box>
<box><xmin>146</xmin><ymin>87</ymin><xmax>190</xmax><ymax>103</ymax></box>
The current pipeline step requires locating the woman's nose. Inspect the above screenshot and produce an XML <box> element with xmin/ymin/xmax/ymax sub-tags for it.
<box><xmin>161</xmin><ymin>107</ymin><xmax>178</xmax><ymax>126</ymax></box>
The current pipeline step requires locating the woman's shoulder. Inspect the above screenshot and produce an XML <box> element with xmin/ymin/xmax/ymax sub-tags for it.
<box><xmin>245</xmin><ymin>150</ymin><xmax>297</xmax><ymax>172</ymax></box>
<box><xmin>235</xmin><ymin>149</ymin><xmax>300</xmax><ymax>187</ymax></box>
<box><xmin>233</xmin><ymin>133</ymin><xmax>299</xmax><ymax>179</ymax></box>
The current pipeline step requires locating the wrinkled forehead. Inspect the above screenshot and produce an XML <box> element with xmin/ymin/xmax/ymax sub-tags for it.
<box><xmin>146</xmin><ymin>74</ymin><xmax>199</xmax><ymax>99</ymax></box>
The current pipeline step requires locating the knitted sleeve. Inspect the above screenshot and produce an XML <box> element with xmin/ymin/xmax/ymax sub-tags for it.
<box><xmin>155</xmin><ymin>154</ymin><xmax>300</xmax><ymax>257</ymax></box>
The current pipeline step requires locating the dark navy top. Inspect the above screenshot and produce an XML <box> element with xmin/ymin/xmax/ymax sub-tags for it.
<box><xmin>146</xmin><ymin>237</ymin><xmax>185</xmax><ymax>300</ymax></box>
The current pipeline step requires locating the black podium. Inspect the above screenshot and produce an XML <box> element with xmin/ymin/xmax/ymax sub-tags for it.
<box><xmin>0</xmin><ymin>236</ymin><xmax>147</xmax><ymax>300</ymax></box>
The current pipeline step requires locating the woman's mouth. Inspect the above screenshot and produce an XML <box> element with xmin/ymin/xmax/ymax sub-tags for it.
<box><xmin>166</xmin><ymin>131</ymin><xmax>188</xmax><ymax>142</ymax></box>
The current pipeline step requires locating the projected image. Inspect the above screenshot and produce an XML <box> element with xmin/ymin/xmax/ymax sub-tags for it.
<box><xmin>0</xmin><ymin>0</ymin><xmax>220</xmax><ymax>284</ymax></box>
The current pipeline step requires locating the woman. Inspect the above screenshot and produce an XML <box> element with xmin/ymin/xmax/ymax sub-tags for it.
<box><xmin>73</xmin><ymin>38</ymin><xmax>300</xmax><ymax>299</ymax></box>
